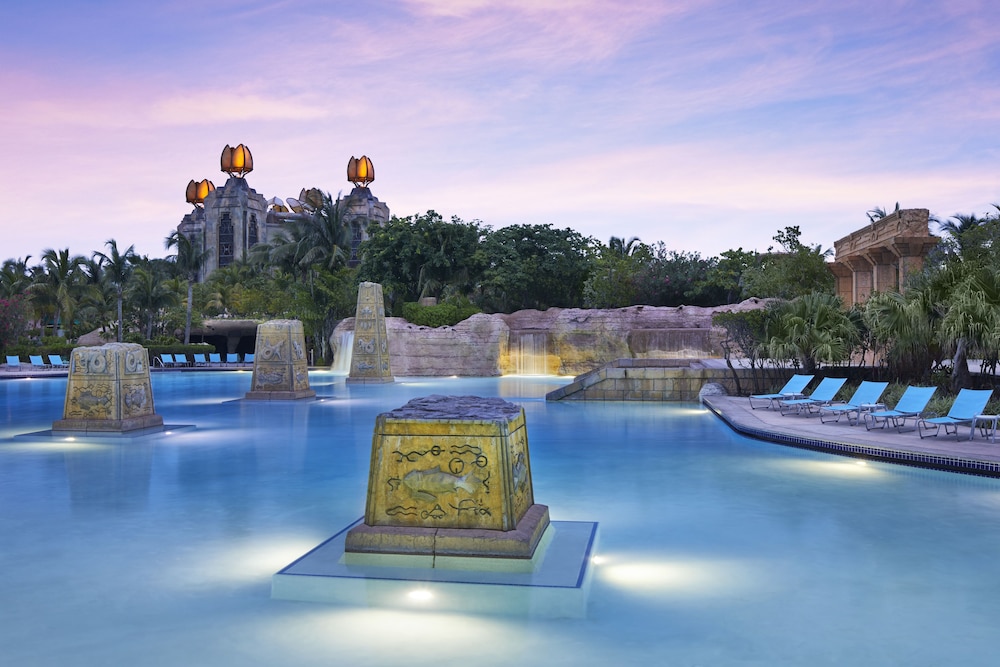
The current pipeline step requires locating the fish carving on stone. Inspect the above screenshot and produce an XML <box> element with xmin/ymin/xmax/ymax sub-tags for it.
<box><xmin>402</xmin><ymin>466</ymin><xmax>479</xmax><ymax>502</ymax></box>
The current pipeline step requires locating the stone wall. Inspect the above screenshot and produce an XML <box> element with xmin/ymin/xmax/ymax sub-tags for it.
<box><xmin>331</xmin><ymin>299</ymin><xmax>767</xmax><ymax>377</ymax></box>
<box><xmin>545</xmin><ymin>359</ymin><xmax>755</xmax><ymax>402</ymax></box>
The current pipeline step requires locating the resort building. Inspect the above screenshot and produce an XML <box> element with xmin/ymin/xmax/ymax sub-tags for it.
<box><xmin>176</xmin><ymin>148</ymin><xmax>390</xmax><ymax>281</ymax></box>
<box><xmin>830</xmin><ymin>208</ymin><xmax>939</xmax><ymax>307</ymax></box>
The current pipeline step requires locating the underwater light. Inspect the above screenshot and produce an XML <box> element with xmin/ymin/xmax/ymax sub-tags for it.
<box><xmin>407</xmin><ymin>589</ymin><xmax>434</xmax><ymax>602</ymax></box>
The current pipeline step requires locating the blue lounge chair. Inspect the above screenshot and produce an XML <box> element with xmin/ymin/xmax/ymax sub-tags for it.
<box><xmin>226</xmin><ymin>353</ymin><xmax>240</xmax><ymax>365</ymax></box>
<box><xmin>748</xmin><ymin>374</ymin><xmax>814</xmax><ymax>410</ymax></box>
<box><xmin>193</xmin><ymin>353</ymin><xmax>208</xmax><ymax>366</ymax></box>
<box><xmin>159</xmin><ymin>353</ymin><xmax>175</xmax><ymax>368</ymax></box>
<box><xmin>779</xmin><ymin>377</ymin><xmax>848</xmax><ymax>416</ymax></box>
<box><xmin>918</xmin><ymin>389</ymin><xmax>993</xmax><ymax>439</ymax></box>
<box><xmin>5</xmin><ymin>355</ymin><xmax>21</xmax><ymax>369</ymax></box>
<box><xmin>174</xmin><ymin>353</ymin><xmax>190</xmax><ymax>367</ymax></box>
<box><xmin>819</xmin><ymin>381</ymin><xmax>889</xmax><ymax>425</ymax></box>
<box><xmin>244</xmin><ymin>353</ymin><xmax>255</xmax><ymax>365</ymax></box>
<box><xmin>209</xmin><ymin>353</ymin><xmax>222</xmax><ymax>366</ymax></box>
<box><xmin>29</xmin><ymin>354</ymin><xmax>49</xmax><ymax>369</ymax></box>
<box><xmin>48</xmin><ymin>354</ymin><xmax>69</xmax><ymax>368</ymax></box>
<box><xmin>864</xmin><ymin>386</ymin><xmax>936</xmax><ymax>431</ymax></box>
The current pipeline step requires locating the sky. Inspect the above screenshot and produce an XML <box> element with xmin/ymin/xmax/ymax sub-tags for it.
<box><xmin>2</xmin><ymin>0</ymin><xmax>999</xmax><ymax>265</ymax></box>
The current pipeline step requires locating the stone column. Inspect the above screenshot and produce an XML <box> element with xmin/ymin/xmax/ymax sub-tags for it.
<box><xmin>347</xmin><ymin>282</ymin><xmax>394</xmax><ymax>384</ymax></box>
<box><xmin>53</xmin><ymin>342</ymin><xmax>163</xmax><ymax>433</ymax></box>
<box><xmin>245</xmin><ymin>319</ymin><xmax>316</xmax><ymax>400</ymax></box>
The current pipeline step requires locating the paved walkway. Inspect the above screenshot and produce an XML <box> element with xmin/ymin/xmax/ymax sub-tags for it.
<box><xmin>703</xmin><ymin>395</ymin><xmax>1000</xmax><ymax>477</ymax></box>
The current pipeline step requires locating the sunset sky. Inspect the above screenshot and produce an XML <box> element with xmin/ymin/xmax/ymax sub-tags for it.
<box><xmin>2</xmin><ymin>0</ymin><xmax>998</xmax><ymax>264</ymax></box>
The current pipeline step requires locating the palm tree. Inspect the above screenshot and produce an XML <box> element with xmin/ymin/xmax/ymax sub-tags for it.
<box><xmin>938</xmin><ymin>266</ymin><xmax>1000</xmax><ymax>390</ymax></box>
<box><xmin>765</xmin><ymin>292</ymin><xmax>858</xmax><ymax>374</ymax></box>
<box><xmin>93</xmin><ymin>239</ymin><xmax>137</xmax><ymax>342</ymax></box>
<box><xmin>165</xmin><ymin>230</ymin><xmax>211</xmax><ymax>344</ymax></box>
<box><xmin>938</xmin><ymin>213</ymin><xmax>987</xmax><ymax>257</ymax></box>
<box><xmin>866</xmin><ymin>202</ymin><xmax>899</xmax><ymax>223</ymax></box>
<box><xmin>128</xmin><ymin>267</ymin><xmax>179</xmax><ymax>340</ymax></box>
<box><xmin>30</xmin><ymin>248</ymin><xmax>85</xmax><ymax>337</ymax></box>
<box><xmin>260</xmin><ymin>193</ymin><xmax>351</xmax><ymax>281</ymax></box>
<box><xmin>0</xmin><ymin>256</ymin><xmax>33</xmax><ymax>298</ymax></box>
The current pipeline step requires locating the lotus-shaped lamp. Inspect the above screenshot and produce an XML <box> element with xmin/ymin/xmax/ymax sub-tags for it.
<box><xmin>221</xmin><ymin>144</ymin><xmax>253</xmax><ymax>177</ymax></box>
<box><xmin>347</xmin><ymin>155</ymin><xmax>374</xmax><ymax>187</ymax></box>
<box><xmin>185</xmin><ymin>179</ymin><xmax>216</xmax><ymax>206</ymax></box>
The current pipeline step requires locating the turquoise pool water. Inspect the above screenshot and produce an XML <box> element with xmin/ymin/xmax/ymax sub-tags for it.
<box><xmin>2</xmin><ymin>371</ymin><xmax>1000</xmax><ymax>665</ymax></box>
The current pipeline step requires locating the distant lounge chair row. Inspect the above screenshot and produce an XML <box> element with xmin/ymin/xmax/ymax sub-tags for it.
<box><xmin>156</xmin><ymin>353</ymin><xmax>255</xmax><ymax>368</ymax></box>
<box><xmin>749</xmin><ymin>375</ymin><xmax>996</xmax><ymax>440</ymax></box>
<box><xmin>5</xmin><ymin>354</ymin><xmax>69</xmax><ymax>370</ymax></box>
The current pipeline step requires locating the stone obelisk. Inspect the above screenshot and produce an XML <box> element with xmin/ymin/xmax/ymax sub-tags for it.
<box><xmin>245</xmin><ymin>319</ymin><xmax>316</xmax><ymax>400</ymax></box>
<box><xmin>347</xmin><ymin>282</ymin><xmax>394</xmax><ymax>384</ymax></box>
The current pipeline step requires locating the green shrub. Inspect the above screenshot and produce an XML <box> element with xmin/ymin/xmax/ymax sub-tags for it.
<box><xmin>401</xmin><ymin>300</ymin><xmax>481</xmax><ymax>328</ymax></box>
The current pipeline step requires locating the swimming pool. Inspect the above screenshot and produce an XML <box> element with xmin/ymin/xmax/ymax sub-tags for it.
<box><xmin>2</xmin><ymin>371</ymin><xmax>999</xmax><ymax>666</ymax></box>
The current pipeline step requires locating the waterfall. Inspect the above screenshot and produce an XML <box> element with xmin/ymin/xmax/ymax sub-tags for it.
<box><xmin>628</xmin><ymin>329</ymin><xmax>712</xmax><ymax>359</ymax></box>
<box><xmin>331</xmin><ymin>331</ymin><xmax>354</xmax><ymax>373</ymax></box>
<box><xmin>510</xmin><ymin>332</ymin><xmax>549</xmax><ymax>375</ymax></box>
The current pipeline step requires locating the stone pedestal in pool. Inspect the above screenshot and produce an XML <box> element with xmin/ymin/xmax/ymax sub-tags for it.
<box><xmin>346</xmin><ymin>281</ymin><xmax>394</xmax><ymax>384</ymax></box>
<box><xmin>345</xmin><ymin>395</ymin><xmax>549</xmax><ymax>558</ymax></box>
<box><xmin>245</xmin><ymin>319</ymin><xmax>316</xmax><ymax>400</ymax></box>
<box><xmin>272</xmin><ymin>394</ymin><xmax>598</xmax><ymax>617</ymax></box>
<box><xmin>52</xmin><ymin>342</ymin><xmax>164</xmax><ymax>433</ymax></box>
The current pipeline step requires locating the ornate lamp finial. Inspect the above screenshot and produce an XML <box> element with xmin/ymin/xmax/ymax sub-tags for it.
<box><xmin>185</xmin><ymin>179</ymin><xmax>216</xmax><ymax>207</ymax></box>
<box><xmin>347</xmin><ymin>155</ymin><xmax>374</xmax><ymax>187</ymax></box>
<box><xmin>221</xmin><ymin>144</ymin><xmax>253</xmax><ymax>177</ymax></box>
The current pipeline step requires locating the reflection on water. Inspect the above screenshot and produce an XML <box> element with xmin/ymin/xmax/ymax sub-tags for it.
<box><xmin>2</xmin><ymin>372</ymin><xmax>1000</xmax><ymax>666</ymax></box>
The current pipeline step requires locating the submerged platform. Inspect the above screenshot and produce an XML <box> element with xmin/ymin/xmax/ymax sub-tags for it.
<box><xmin>15</xmin><ymin>424</ymin><xmax>195</xmax><ymax>443</ymax></box>
<box><xmin>272</xmin><ymin>518</ymin><xmax>599</xmax><ymax>618</ymax></box>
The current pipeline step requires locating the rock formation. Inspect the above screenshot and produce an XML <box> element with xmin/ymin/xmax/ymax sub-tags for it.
<box><xmin>332</xmin><ymin>299</ymin><xmax>767</xmax><ymax>377</ymax></box>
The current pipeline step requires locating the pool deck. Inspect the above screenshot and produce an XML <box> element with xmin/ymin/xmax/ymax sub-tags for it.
<box><xmin>703</xmin><ymin>395</ymin><xmax>1000</xmax><ymax>477</ymax></box>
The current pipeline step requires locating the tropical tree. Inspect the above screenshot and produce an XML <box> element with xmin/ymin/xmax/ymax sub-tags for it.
<box><xmin>765</xmin><ymin>292</ymin><xmax>858</xmax><ymax>374</ymax></box>
<box><xmin>30</xmin><ymin>248</ymin><xmax>86</xmax><ymax>336</ymax></box>
<box><xmin>741</xmin><ymin>227</ymin><xmax>835</xmax><ymax>300</ymax></box>
<box><xmin>128</xmin><ymin>266</ymin><xmax>179</xmax><ymax>340</ymax></box>
<box><xmin>257</xmin><ymin>192</ymin><xmax>352</xmax><ymax>282</ymax></box>
<box><xmin>0</xmin><ymin>257</ymin><xmax>33</xmax><ymax>299</ymax></box>
<box><xmin>937</xmin><ymin>213</ymin><xmax>987</xmax><ymax>255</ymax></box>
<box><xmin>357</xmin><ymin>211</ymin><xmax>485</xmax><ymax>312</ymax></box>
<box><xmin>165</xmin><ymin>230</ymin><xmax>211</xmax><ymax>344</ymax></box>
<box><xmin>476</xmin><ymin>224</ymin><xmax>596</xmax><ymax>312</ymax></box>
<box><xmin>712</xmin><ymin>307</ymin><xmax>773</xmax><ymax>394</ymax></box>
<box><xmin>633</xmin><ymin>245</ymin><xmax>723</xmax><ymax>306</ymax></box>
<box><xmin>583</xmin><ymin>236</ymin><xmax>650</xmax><ymax>308</ymax></box>
<box><xmin>938</xmin><ymin>266</ymin><xmax>1000</xmax><ymax>390</ymax></box>
<box><xmin>93</xmin><ymin>239</ymin><xmax>137</xmax><ymax>342</ymax></box>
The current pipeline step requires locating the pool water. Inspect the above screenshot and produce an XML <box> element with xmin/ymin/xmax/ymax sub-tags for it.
<box><xmin>2</xmin><ymin>371</ymin><xmax>1000</xmax><ymax>666</ymax></box>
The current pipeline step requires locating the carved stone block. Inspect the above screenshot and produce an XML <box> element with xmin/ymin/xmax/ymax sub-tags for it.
<box><xmin>245</xmin><ymin>319</ymin><xmax>315</xmax><ymax>400</ymax></box>
<box><xmin>346</xmin><ymin>395</ymin><xmax>548</xmax><ymax>558</ymax></box>
<box><xmin>347</xmin><ymin>282</ymin><xmax>393</xmax><ymax>384</ymax></box>
<box><xmin>53</xmin><ymin>342</ymin><xmax>163</xmax><ymax>433</ymax></box>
